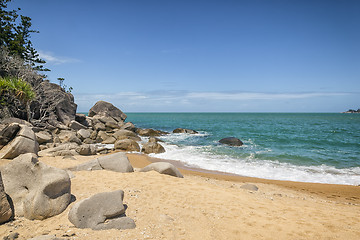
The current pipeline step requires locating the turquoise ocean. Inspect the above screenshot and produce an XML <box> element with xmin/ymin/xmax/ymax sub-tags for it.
<box><xmin>125</xmin><ymin>113</ymin><xmax>360</xmax><ymax>185</ymax></box>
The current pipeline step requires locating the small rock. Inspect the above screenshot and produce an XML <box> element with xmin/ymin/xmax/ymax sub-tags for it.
<box><xmin>240</xmin><ymin>184</ymin><xmax>258</xmax><ymax>191</ymax></box>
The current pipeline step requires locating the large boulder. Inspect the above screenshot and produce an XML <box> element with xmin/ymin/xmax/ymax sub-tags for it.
<box><xmin>88</xmin><ymin>101</ymin><xmax>127</xmax><ymax>122</ymax></box>
<box><xmin>140</xmin><ymin>162</ymin><xmax>183</xmax><ymax>178</ymax></box>
<box><xmin>76</xmin><ymin>129</ymin><xmax>91</xmax><ymax>140</ymax></box>
<box><xmin>38</xmin><ymin>143</ymin><xmax>79</xmax><ymax>157</ymax></box>
<box><xmin>219</xmin><ymin>137</ymin><xmax>243</xmax><ymax>146</ymax></box>
<box><xmin>0</xmin><ymin>124</ymin><xmax>39</xmax><ymax>159</ymax></box>
<box><xmin>68</xmin><ymin>190</ymin><xmax>135</xmax><ymax>230</ymax></box>
<box><xmin>0</xmin><ymin>153</ymin><xmax>71</xmax><ymax>220</ymax></box>
<box><xmin>31</xmin><ymin>81</ymin><xmax>77</xmax><ymax>126</ymax></box>
<box><xmin>114</xmin><ymin>139</ymin><xmax>140</xmax><ymax>152</ymax></box>
<box><xmin>0</xmin><ymin>171</ymin><xmax>13</xmax><ymax>224</ymax></box>
<box><xmin>69</xmin><ymin>152</ymin><xmax>134</xmax><ymax>173</ymax></box>
<box><xmin>173</xmin><ymin>128</ymin><xmax>198</xmax><ymax>134</ymax></box>
<box><xmin>0</xmin><ymin>123</ymin><xmax>20</xmax><ymax>149</ymax></box>
<box><xmin>75</xmin><ymin>144</ymin><xmax>97</xmax><ymax>156</ymax></box>
<box><xmin>58</xmin><ymin>130</ymin><xmax>82</xmax><ymax>145</ymax></box>
<box><xmin>141</xmin><ymin>137</ymin><xmax>165</xmax><ymax>154</ymax></box>
<box><xmin>35</xmin><ymin>131</ymin><xmax>53</xmax><ymax>144</ymax></box>
<box><xmin>68</xmin><ymin>120</ymin><xmax>87</xmax><ymax>131</ymax></box>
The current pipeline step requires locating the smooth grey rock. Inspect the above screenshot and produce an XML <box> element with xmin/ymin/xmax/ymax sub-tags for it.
<box><xmin>102</xmin><ymin>136</ymin><xmax>116</xmax><ymax>144</ymax></box>
<box><xmin>0</xmin><ymin>153</ymin><xmax>71</xmax><ymax>220</ymax></box>
<box><xmin>0</xmin><ymin>171</ymin><xmax>13</xmax><ymax>224</ymax></box>
<box><xmin>68</xmin><ymin>190</ymin><xmax>135</xmax><ymax>230</ymax></box>
<box><xmin>114</xmin><ymin>139</ymin><xmax>140</xmax><ymax>152</ymax></box>
<box><xmin>140</xmin><ymin>162</ymin><xmax>183</xmax><ymax>178</ymax></box>
<box><xmin>219</xmin><ymin>137</ymin><xmax>243</xmax><ymax>146</ymax></box>
<box><xmin>121</xmin><ymin>122</ymin><xmax>136</xmax><ymax>132</ymax></box>
<box><xmin>38</xmin><ymin>143</ymin><xmax>78</xmax><ymax>157</ymax></box>
<box><xmin>88</xmin><ymin>101</ymin><xmax>127</xmax><ymax>122</ymax></box>
<box><xmin>70</xmin><ymin>152</ymin><xmax>134</xmax><ymax>173</ymax></box>
<box><xmin>76</xmin><ymin>129</ymin><xmax>91</xmax><ymax>140</ymax></box>
<box><xmin>94</xmin><ymin>122</ymin><xmax>106</xmax><ymax>131</ymax></box>
<box><xmin>141</xmin><ymin>138</ymin><xmax>165</xmax><ymax>154</ymax></box>
<box><xmin>97</xmin><ymin>152</ymin><xmax>134</xmax><ymax>172</ymax></box>
<box><xmin>173</xmin><ymin>128</ymin><xmax>198</xmax><ymax>134</ymax></box>
<box><xmin>0</xmin><ymin>124</ymin><xmax>39</xmax><ymax>159</ymax></box>
<box><xmin>35</xmin><ymin>131</ymin><xmax>52</xmax><ymax>144</ymax></box>
<box><xmin>240</xmin><ymin>184</ymin><xmax>259</xmax><ymax>191</ymax></box>
<box><xmin>113</xmin><ymin>129</ymin><xmax>138</xmax><ymax>139</ymax></box>
<box><xmin>68</xmin><ymin>120</ymin><xmax>87</xmax><ymax>131</ymax></box>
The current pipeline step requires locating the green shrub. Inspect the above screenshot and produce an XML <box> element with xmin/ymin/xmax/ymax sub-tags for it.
<box><xmin>0</xmin><ymin>76</ymin><xmax>36</xmax><ymax>104</ymax></box>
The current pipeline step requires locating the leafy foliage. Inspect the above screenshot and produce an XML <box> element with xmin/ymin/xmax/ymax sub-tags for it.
<box><xmin>0</xmin><ymin>0</ymin><xmax>49</xmax><ymax>71</ymax></box>
<box><xmin>0</xmin><ymin>76</ymin><xmax>36</xmax><ymax>105</ymax></box>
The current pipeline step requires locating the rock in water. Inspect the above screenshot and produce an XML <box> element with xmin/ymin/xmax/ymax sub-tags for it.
<box><xmin>0</xmin><ymin>171</ymin><xmax>13</xmax><ymax>224</ymax></box>
<box><xmin>0</xmin><ymin>153</ymin><xmax>71</xmax><ymax>220</ymax></box>
<box><xmin>173</xmin><ymin>128</ymin><xmax>198</xmax><ymax>134</ymax></box>
<box><xmin>219</xmin><ymin>137</ymin><xmax>243</xmax><ymax>146</ymax></box>
<box><xmin>88</xmin><ymin>101</ymin><xmax>127</xmax><ymax>122</ymax></box>
<box><xmin>140</xmin><ymin>162</ymin><xmax>183</xmax><ymax>178</ymax></box>
<box><xmin>0</xmin><ymin>124</ymin><xmax>39</xmax><ymax>159</ymax></box>
<box><xmin>68</xmin><ymin>190</ymin><xmax>136</xmax><ymax>230</ymax></box>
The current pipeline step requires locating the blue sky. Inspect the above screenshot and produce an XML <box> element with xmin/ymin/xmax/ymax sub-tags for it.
<box><xmin>8</xmin><ymin>0</ymin><xmax>360</xmax><ymax>112</ymax></box>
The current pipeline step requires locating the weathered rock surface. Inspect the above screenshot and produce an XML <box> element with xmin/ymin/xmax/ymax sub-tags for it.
<box><xmin>76</xmin><ymin>129</ymin><xmax>91</xmax><ymax>140</ymax></box>
<box><xmin>0</xmin><ymin>123</ymin><xmax>20</xmax><ymax>149</ymax></box>
<box><xmin>68</xmin><ymin>190</ymin><xmax>135</xmax><ymax>230</ymax></box>
<box><xmin>58</xmin><ymin>130</ymin><xmax>81</xmax><ymax>145</ymax></box>
<box><xmin>0</xmin><ymin>171</ymin><xmax>13</xmax><ymax>224</ymax></box>
<box><xmin>137</xmin><ymin>128</ymin><xmax>168</xmax><ymax>137</ymax></box>
<box><xmin>0</xmin><ymin>124</ymin><xmax>39</xmax><ymax>159</ymax></box>
<box><xmin>121</xmin><ymin>122</ymin><xmax>137</xmax><ymax>132</ymax></box>
<box><xmin>88</xmin><ymin>101</ymin><xmax>127</xmax><ymax>122</ymax></box>
<box><xmin>69</xmin><ymin>152</ymin><xmax>134</xmax><ymax>173</ymax></box>
<box><xmin>219</xmin><ymin>137</ymin><xmax>243</xmax><ymax>146</ymax></box>
<box><xmin>114</xmin><ymin>139</ymin><xmax>140</xmax><ymax>152</ymax></box>
<box><xmin>173</xmin><ymin>128</ymin><xmax>198</xmax><ymax>134</ymax></box>
<box><xmin>141</xmin><ymin>137</ymin><xmax>165</xmax><ymax>154</ymax></box>
<box><xmin>76</xmin><ymin>144</ymin><xmax>97</xmax><ymax>156</ymax></box>
<box><xmin>35</xmin><ymin>131</ymin><xmax>52</xmax><ymax>144</ymax></box>
<box><xmin>38</xmin><ymin>143</ymin><xmax>79</xmax><ymax>157</ymax></box>
<box><xmin>140</xmin><ymin>162</ymin><xmax>183</xmax><ymax>178</ymax></box>
<box><xmin>0</xmin><ymin>153</ymin><xmax>71</xmax><ymax>220</ymax></box>
<box><xmin>68</xmin><ymin>120</ymin><xmax>87</xmax><ymax>131</ymax></box>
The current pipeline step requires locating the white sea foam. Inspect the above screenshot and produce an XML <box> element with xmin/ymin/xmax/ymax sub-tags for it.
<box><xmin>151</xmin><ymin>140</ymin><xmax>360</xmax><ymax>186</ymax></box>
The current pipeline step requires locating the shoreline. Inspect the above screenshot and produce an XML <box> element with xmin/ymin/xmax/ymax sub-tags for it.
<box><xmin>127</xmin><ymin>153</ymin><xmax>360</xmax><ymax>205</ymax></box>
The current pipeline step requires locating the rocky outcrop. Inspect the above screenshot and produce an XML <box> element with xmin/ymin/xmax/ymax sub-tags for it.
<box><xmin>0</xmin><ymin>123</ymin><xmax>39</xmax><ymax>159</ymax></box>
<box><xmin>0</xmin><ymin>171</ymin><xmax>13</xmax><ymax>224</ymax></box>
<box><xmin>173</xmin><ymin>128</ymin><xmax>198</xmax><ymax>134</ymax></box>
<box><xmin>141</xmin><ymin>137</ymin><xmax>165</xmax><ymax>154</ymax></box>
<box><xmin>0</xmin><ymin>153</ymin><xmax>71</xmax><ymax>220</ymax></box>
<box><xmin>137</xmin><ymin>128</ymin><xmax>168</xmax><ymax>137</ymax></box>
<box><xmin>68</xmin><ymin>190</ymin><xmax>135</xmax><ymax>230</ymax></box>
<box><xmin>88</xmin><ymin>101</ymin><xmax>127</xmax><ymax>122</ymax></box>
<box><xmin>219</xmin><ymin>137</ymin><xmax>243</xmax><ymax>146</ymax></box>
<box><xmin>114</xmin><ymin>139</ymin><xmax>140</xmax><ymax>152</ymax></box>
<box><xmin>140</xmin><ymin>162</ymin><xmax>183</xmax><ymax>178</ymax></box>
<box><xmin>69</xmin><ymin>152</ymin><xmax>134</xmax><ymax>173</ymax></box>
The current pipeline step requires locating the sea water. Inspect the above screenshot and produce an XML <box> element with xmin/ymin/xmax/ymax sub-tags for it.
<box><xmin>126</xmin><ymin>113</ymin><xmax>360</xmax><ymax>185</ymax></box>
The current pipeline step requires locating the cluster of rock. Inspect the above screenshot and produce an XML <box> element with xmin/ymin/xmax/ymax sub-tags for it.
<box><xmin>0</xmin><ymin>100</ymin><xmax>188</xmax><ymax>232</ymax></box>
<box><xmin>342</xmin><ymin>109</ymin><xmax>360</xmax><ymax>113</ymax></box>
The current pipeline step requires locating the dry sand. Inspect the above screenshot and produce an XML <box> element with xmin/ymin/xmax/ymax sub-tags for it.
<box><xmin>1</xmin><ymin>152</ymin><xmax>359</xmax><ymax>239</ymax></box>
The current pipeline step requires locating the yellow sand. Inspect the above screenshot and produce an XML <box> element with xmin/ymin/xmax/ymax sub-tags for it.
<box><xmin>0</xmin><ymin>152</ymin><xmax>359</xmax><ymax>240</ymax></box>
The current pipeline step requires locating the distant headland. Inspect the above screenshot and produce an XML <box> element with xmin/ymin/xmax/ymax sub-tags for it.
<box><xmin>342</xmin><ymin>109</ymin><xmax>360</xmax><ymax>113</ymax></box>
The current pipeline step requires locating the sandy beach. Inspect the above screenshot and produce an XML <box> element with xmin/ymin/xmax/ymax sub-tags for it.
<box><xmin>1</xmin><ymin>152</ymin><xmax>359</xmax><ymax>240</ymax></box>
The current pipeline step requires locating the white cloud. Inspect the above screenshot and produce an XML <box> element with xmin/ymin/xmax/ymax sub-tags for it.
<box><xmin>38</xmin><ymin>51</ymin><xmax>81</xmax><ymax>65</ymax></box>
<box><xmin>74</xmin><ymin>90</ymin><xmax>353</xmax><ymax>112</ymax></box>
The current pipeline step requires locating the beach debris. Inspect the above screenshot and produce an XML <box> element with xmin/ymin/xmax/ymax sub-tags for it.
<box><xmin>173</xmin><ymin>128</ymin><xmax>198</xmax><ymax>134</ymax></box>
<box><xmin>0</xmin><ymin>123</ymin><xmax>38</xmax><ymax>159</ymax></box>
<box><xmin>68</xmin><ymin>190</ymin><xmax>136</xmax><ymax>230</ymax></box>
<box><xmin>0</xmin><ymin>153</ymin><xmax>71</xmax><ymax>220</ymax></box>
<box><xmin>0</xmin><ymin>171</ymin><xmax>13</xmax><ymax>224</ymax></box>
<box><xmin>114</xmin><ymin>139</ymin><xmax>140</xmax><ymax>152</ymax></box>
<box><xmin>140</xmin><ymin>162</ymin><xmax>184</xmax><ymax>178</ymax></box>
<box><xmin>69</xmin><ymin>152</ymin><xmax>134</xmax><ymax>173</ymax></box>
<box><xmin>219</xmin><ymin>137</ymin><xmax>243</xmax><ymax>146</ymax></box>
<box><xmin>240</xmin><ymin>184</ymin><xmax>259</xmax><ymax>191</ymax></box>
<box><xmin>141</xmin><ymin>137</ymin><xmax>166</xmax><ymax>154</ymax></box>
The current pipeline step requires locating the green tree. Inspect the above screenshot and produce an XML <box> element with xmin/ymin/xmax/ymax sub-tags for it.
<box><xmin>0</xmin><ymin>0</ymin><xmax>49</xmax><ymax>71</ymax></box>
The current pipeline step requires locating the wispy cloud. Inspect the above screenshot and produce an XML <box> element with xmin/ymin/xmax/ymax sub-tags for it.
<box><xmin>74</xmin><ymin>90</ymin><xmax>354</xmax><ymax>112</ymax></box>
<box><xmin>38</xmin><ymin>51</ymin><xmax>81</xmax><ymax>65</ymax></box>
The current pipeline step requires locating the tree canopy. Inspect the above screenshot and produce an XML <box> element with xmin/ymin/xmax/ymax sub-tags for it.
<box><xmin>0</xmin><ymin>0</ymin><xmax>48</xmax><ymax>71</ymax></box>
